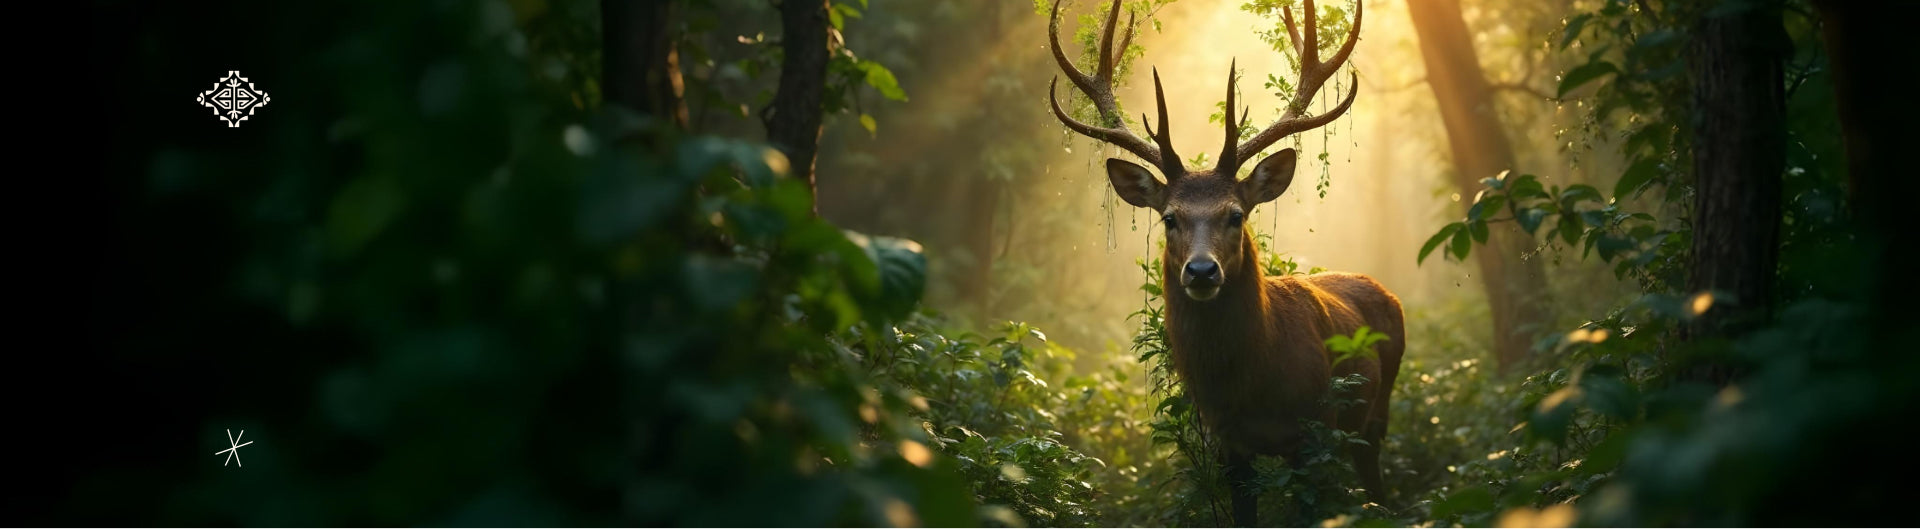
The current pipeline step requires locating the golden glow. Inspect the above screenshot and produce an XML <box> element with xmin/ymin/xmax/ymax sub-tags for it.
<box><xmin>1000</xmin><ymin>463</ymin><xmax>1030</xmax><ymax>482</ymax></box>
<box><xmin>1566</xmin><ymin>327</ymin><xmax>1611</xmax><ymax>344</ymax></box>
<box><xmin>1690</xmin><ymin>291</ymin><xmax>1715</xmax><ymax>316</ymax></box>
<box><xmin>1496</xmin><ymin>503</ymin><xmax>1577</xmax><ymax>528</ymax></box>
<box><xmin>884</xmin><ymin>497</ymin><xmax>920</xmax><ymax>528</ymax></box>
<box><xmin>761</xmin><ymin>147</ymin><xmax>790</xmax><ymax>177</ymax></box>
<box><xmin>1566</xmin><ymin>328</ymin><xmax>1592</xmax><ymax>343</ymax></box>
<box><xmin>824</xmin><ymin>0</ymin><xmax>1647</xmax><ymax>367</ymax></box>
<box><xmin>1717</xmin><ymin>385</ymin><xmax>1744</xmax><ymax>408</ymax></box>
<box><xmin>899</xmin><ymin>440</ymin><xmax>934</xmax><ymax>468</ymax></box>
<box><xmin>1538</xmin><ymin>386</ymin><xmax>1581</xmax><ymax>412</ymax></box>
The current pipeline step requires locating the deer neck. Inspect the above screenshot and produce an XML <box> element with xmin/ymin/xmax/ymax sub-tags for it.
<box><xmin>1163</xmin><ymin>233</ymin><xmax>1272</xmax><ymax>362</ymax></box>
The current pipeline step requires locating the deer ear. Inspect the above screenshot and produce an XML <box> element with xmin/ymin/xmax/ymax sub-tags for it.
<box><xmin>1239</xmin><ymin>148</ymin><xmax>1298</xmax><ymax>205</ymax></box>
<box><xmin>1106</xmin><ymin>158</ymin><xmax>1168</xmax><ymax>210</ymax></box>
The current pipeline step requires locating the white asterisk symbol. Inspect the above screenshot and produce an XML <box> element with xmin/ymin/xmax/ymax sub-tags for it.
<box><xmin>216</xmin><ymin>429</ymin><xmax>253</xmax><ymax>467</ymax></box>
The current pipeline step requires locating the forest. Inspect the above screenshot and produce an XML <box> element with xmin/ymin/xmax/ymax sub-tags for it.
<box><xmin>61</xmin><ymin>0</ymin><xmax>1913</xmax><ymax>526</ymax></box>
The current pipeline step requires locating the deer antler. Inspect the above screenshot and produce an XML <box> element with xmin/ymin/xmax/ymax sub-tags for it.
<box><xmin>1221</xmin><ymin>0</ymin><xmax>1362</xmax><ymax>173</ymax></box>
<box><xmin>1047</xmin><ymin>0</ymin><xmax>1183</xmax><ymax>178</ymax></box>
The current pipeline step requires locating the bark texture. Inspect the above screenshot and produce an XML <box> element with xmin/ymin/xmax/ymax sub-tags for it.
<box><xmin>602</xmin><ymin>0</ymin><xmax>689</xmax><ymax>129</ymax></box>
<box><xmin>1685</xmin><ymin>3</ymin><xmax>1786</xmax><ymax>345</ymax></box>
<box><xmin>767</xmin><ymin>0</ymin><xmax>832</xmax><ymax>210</ymax></box>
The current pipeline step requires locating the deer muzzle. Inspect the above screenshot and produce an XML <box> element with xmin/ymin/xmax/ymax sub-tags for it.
<box><xmin>1182</xmin><ymin>258</ymin><xmax>1223</xmax><ymax>300</ymax></box>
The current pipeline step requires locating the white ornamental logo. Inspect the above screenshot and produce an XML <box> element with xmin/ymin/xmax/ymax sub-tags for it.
<box><xmin>197</xmin><ymin>71</ymin><xmax>271</xmax><ymax>127</ymax></box>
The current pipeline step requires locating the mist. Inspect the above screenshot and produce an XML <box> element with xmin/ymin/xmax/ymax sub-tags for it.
<box><xmin>815</xmin><ymin>0</ymin><xmax>1637</xmax><ymax>355</ymax></box>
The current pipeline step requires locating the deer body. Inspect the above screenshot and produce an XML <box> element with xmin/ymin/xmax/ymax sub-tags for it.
<box><xmin>1163</xmin><ymin>234</ymin><xmax>1404</xmax><ymax>501</ymax></box>
<box><xmin>1165</xmin><ymin>246</ymin><xmax>1404</xmax><ymax>457</ymax></box>
<box><xmin>1044</xmin><ymin>0</ymin><xmax>1398</xmax><ymax>524</ymax></box>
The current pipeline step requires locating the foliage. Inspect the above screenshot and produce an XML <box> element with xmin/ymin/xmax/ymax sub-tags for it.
<box><xmin>77</xmin><ymin>0</ymin><xmax>1909</xmax><ymax>527</ymax></box>
<box><xmin>1127</xmin><ymin>255</ymin><xmax>1232</xmax><ymax>526</ymax></box>
<box><xmin>1391</xmin><ymin>1</ymin><xmax>1912</xmax><ymax>527</ymax></box>
<box><xmin>663</xmin><ymin>0</ymin><xmax>906</xmax><ymax>135</ymax></box>
<box><xmin>80</xmin><ymin>1</ymin><xmax>945</xmax><ymax>525</ymax></box>
<box><xmin>1325</xmin><ymin>325</ymin><xmax>1389</xmax><ymax>366</ymax></box>
<box><xmin>1418</xmin><ymin>170</ymin><xmax>1683</xmax><ymax>288</ymax></box>
<box><xmin>857</xmin><ymin>318</ymin><xmax>1119</xmax><ymax>527</ymax></box>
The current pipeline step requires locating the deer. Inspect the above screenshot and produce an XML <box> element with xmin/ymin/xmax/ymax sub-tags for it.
<box><xmin>1045</xmin><ymin>0</ymin><xmax>1403</xmax><ymax>525</ymax></box>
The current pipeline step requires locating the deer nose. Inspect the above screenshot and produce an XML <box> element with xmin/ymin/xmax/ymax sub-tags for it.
<box><xmin>1184</xmin><ymin>260</ymin><xmax>1221</xmax><ymax>284</ymax></box>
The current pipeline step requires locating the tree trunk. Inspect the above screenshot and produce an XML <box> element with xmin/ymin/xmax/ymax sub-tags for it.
<box><xmin>1406</xmin><ymin>0</ymin><xmax>1554</xmax><ymax>371</ymax></box>
<box><xmin>602</xmin><ymin>0</ymin><xmax>688</xmax><ymax>129</ymax></box>
<box><xmin>949</xmin><ymin>0</ymin><xmax>1009</xmax><ymax>310</ymax></box>
<box><xmin>1684</xmin><ymin>2</ymin><xmax>1786</xmax><ymax>357</ymax></box>
<box><xmin>767</xmin><ymin>0</ymin><xmax>832</xmax><ymax>211</ymax></box>
<box><xmin>1810</xmin><ymin>0</ymin><xmax>1917</xmax><ymax>349</ymax></box>
<box><xmin>1810</xmin><ymin>1</ymin><xmax>1906</xmax><ymax>222</ymax></box>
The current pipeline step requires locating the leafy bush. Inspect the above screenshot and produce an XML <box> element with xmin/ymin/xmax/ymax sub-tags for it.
<box><xmin>80</xmin><ymin>1</ymin><xmax>963</xmax><ymax>525</ymax></box>
<box><xmin>75</xmin><ymin>1</ymin><xmax>1909</xmax><ymax>527</ymax></box>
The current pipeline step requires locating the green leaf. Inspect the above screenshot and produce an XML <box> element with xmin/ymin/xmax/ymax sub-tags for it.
<box><xmin>1559</xmin><ymin>14</ymin><xmax>1592</xmax><ymax>50</ymax></box>
<box><xmin>1596</xmin><ymin>234</ymin><xmax>1635</xmax><ymax>262</ymax></box>
<box><xmin>1560</xmin><ymin>184</ymin><xmax>1603</xmax><ymax>205</ymax></box>
<box><xmin>1517</xmin><ymin>207</ymin><xmax>1549</xmax><ymax>235</ymax></box>
<box><xmin>835</xmin><ymin>3</ymin><xmax>863</xmax><ymax>19</ymax></box>
<box><xmin>1579</xmin><ymin>366</ymin><xmax>1640</xmax><ymax>419</ymax></box>
<box><xmin>828</xmin><ymin>4</ymin><xmax>863</xmax><ymax>29</ymax></box>
<box><xmin>1418</xmin><ymin>223</ymin><xmax>1464</xmax><ymax>265</ymax></box>
<box><xmin>1529</xmin><ymin>387</ymin><xmax>1579</xmax><ymax>443</ymax></box>
<box><xmin>1557</xmin><ymin>60</ymin><xmax>1618</xmax><ymax>98</ymax></box>
<box><xmin>861</xmin><ymin>61</ymin><xmax>908</xmax><ymax>101</ymax></box>
<box><xmin>682</xmin><ymin>255</ymin><xmax>761</xmax><ymax>311</ymax></box>
<box><xmin>1481</xmin><ymin>170</ymin><xmax>1510</xmax><ymax>190</ymax></box>
<box><xmin>1469</xmin><ymin>218</ymin><xmax>1489</xmax><ymax>244</ymax></box>
<box><xmin>1614</xmin><ymin>158</ymin><xmax>1660</xmax><ymax>199</ymax></box>
<box><xmin>1450</xmin><ymin>227</ymin><xmax>1473</xmax><ymax>261</ymax></box>
<box><xmin>1508</xmin><ymin>174</ymin><xmax>1548</xmax><ymax>200</ymax></box>
<box><xmin>1558</xmin><ymin>213</ymin><xmax>1583</xmax><ymax>245</ymax></box>
<box><xmin>1468</xmin><ymin>193</ymin><xmax>1508</xmax><ymax>221</ymax></box>
<box><xmin>847</xmin><ymin>231</ymin><xmax>927</xmax><ymax>323</ymax></box>
<box><xmin>1625</xmin><ymin>125</ymin><xmax>1671</xmax><ymax>157</ymax></box>
<box><xmin>1580</xmin><ymin>209</ymin><xmax>1608</xmax><ymax>228</ymax></box>
<box><xmin>858</xmin><ymin>114</ymin><xmax>877</xmax><ymax>137</ymax></box>
<box><xmin>1579</xmin><ymin>430</ymin><xmax>1633</xmax><ymax>476</ymax></box>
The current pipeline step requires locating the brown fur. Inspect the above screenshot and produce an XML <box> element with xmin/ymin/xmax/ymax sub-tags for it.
<box><xmin>1136</xmin><ymin>165</ymin><xmax>1406</xmax><ymax>509</ymax></box>
<box><xmin>1164</xmin><ymin>234</ymin><xmax>1405</xmax><ymax>460</ymax></box>
<box><xmin>1046</xmin><ymin>2</ymin><xmax>1381</xmax><ymax>517</ymax></box>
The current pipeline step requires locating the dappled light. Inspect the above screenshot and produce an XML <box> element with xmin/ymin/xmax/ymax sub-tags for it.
<box><xmin>64</xmin><ymin>0</ymin><xmax>1910</xmax><ymax>526</ymax></box>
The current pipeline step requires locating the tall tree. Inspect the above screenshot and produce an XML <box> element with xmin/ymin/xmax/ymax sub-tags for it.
<box><xmin>1807</xmin><ymin>2</ymin><xmax>1914</xmax><ymax>383</ymax></box>
<box><xmin>1406</xmin><ymin>0</ymin><xmax>1553</xmax><ymax>370</ymax></box>
<box><xmin>1684</xmin><ymin>1</ymin><xmax>1786</xmax><ymax>351</ymax></box>
<box><xmin>603</xmin><ymin>0</ymin><xmax>690</xmax><ymax>129</ymax></box>
<box><xmin>766</xmin><ymin>0</ymin><xmax>832</xmax><ymax>210</ymax></box>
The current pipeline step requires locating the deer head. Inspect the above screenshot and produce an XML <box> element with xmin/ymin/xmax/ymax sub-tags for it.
<box><xmin>1047</xmin><ymin>0</ymin><xmax>1361</xmax><ymax>301</ymax></box>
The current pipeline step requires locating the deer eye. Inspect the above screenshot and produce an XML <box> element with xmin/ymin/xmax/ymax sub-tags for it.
<box><xmin>1227</xmin><ymin>211</ymin><xmax>1244</xmax><ymax>228</ymax></box>
<box><xmin>1162</xmin><ymin>214</ymin><xmax>1177</xmax><ymax>230</ymax></box>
